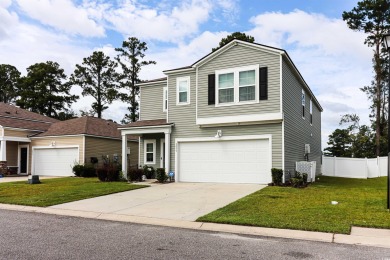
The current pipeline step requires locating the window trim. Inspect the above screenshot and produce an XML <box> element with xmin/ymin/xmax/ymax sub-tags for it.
<box><xmin>144</xmin><ymin>139</ymin><xmax>156</xmax><ymax>165</ymax></box>
<box><xmin>302</xmin><ymin>89</ymin><xmax>306</xmax><ymax>119</ymax></box>
<box><xmin>176</xmin><ymin>76</ymin><xmax>190</xmax><ymax>105</ymax></box>
<box><xmin>215</xmin><ymin>64</ymin><xmax>259</xmax><ymax>107</ymax></box>
<box><xmin>163</xmin><ymin>87</ymin><xmax>168</xmax><ymax>112</ymax></box>
<box><xmin>310</xmin><ymin>99</ymin><xmax>313</xmax><ymax>125</ymax></box>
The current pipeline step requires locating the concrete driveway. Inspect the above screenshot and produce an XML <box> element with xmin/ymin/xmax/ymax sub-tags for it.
<box><xmin>50</xmin><ymin>182</ymin><xmax>265</xmax><ymax>221</ymax></box>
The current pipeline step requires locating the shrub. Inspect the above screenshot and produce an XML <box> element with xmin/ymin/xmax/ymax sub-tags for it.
<box><xmin>156</xmin><ymin>168</ymin><xmax>168</xmax><ymax>183</ymax></box>
<box><xmin>107</xmin><ymin>165</ymin><xmax>120</xmax><ymax>182</ymax></box>
<box><xmin>143</xmin><ymin>165</ymin><xmax>155</xmax><ymax>179</ymax></box>
<box><xmin>128</xmin><ymin>168</ymin><xmax>143</xmax><ymax>182</ymax></box>
<box><xmin>97</xmin><ymin>167</ymin><xmax>108</xmax><ymax>182</ymax></box>
<box><xmin>289</xmin><ymin>171</ymin><xmax>308</xmax><ymax>188</ymax></box>
<box><xmin>72</xmin><ymin>164</ymin><xmax>84</xmax><ymax>177</ymax></box>
<box><xmin>271</xmin><ymin>168</ymin><xmax>283</xmax><ymax>186</ymax></box>
<box><xmin>290</xmin><ymin>177</ymin><xmax>301</xmax><ymax>188</ymax></box>
<box><xmin>302</xmin><ymin>172</ymin><xmax>308</xmax><ymax>183</ymax></box>
<box><xmin>81</xmin><ymin>164</ymin><xmax>96</xmax><ymax>177</ymax></box>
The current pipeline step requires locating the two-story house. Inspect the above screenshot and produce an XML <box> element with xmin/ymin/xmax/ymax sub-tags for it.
<box><xmin>120</xmin><ymin>39</ymin><xmax>322</xmax><ymax>184</ymax></box>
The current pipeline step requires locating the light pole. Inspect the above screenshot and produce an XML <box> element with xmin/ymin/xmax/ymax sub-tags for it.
<box><xmin>384</xmin><ymin>32</ymin><xmax>390</xmax><ymax>210</ymax></box>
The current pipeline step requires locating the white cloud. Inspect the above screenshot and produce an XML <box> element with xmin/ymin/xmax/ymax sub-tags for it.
<box><xmin>15</xmin><ymin>0</ymin><xmax>105</xmax><ymax>37</ymax></box>
<box><xmin>104</xmin><ymin>0</ymin><xmax>212</xmax><ymax>42</ymax></box>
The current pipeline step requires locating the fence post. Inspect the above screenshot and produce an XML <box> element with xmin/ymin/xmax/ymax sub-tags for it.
<box><xmin>333</xmin><ymin>156</ymin><xmax>336</xmax><ymax>176</ymax></box>
<box><xmin>377</xmin><ymin>156</ymin><xmax>380</xmax><ymax>177</ymax></box>
<box><xmin>365</xmin><ymin>157</ymin><xmax>368</xmax><ymax>178</ymax></box>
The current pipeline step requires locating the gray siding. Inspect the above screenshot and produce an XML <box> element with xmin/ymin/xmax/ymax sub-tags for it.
<box><xmin>282</xmin><ymin>58</ymin><xmax>322</xmax><ymax>176</ymax></box>
<box><xmin>167</xmin><ymin>70</ymin><xmax>283</xmax><ymax>173</ymax></box>
<box><xmin>197</xmin><ymin>44</ymin><xmax>281</xmax><ymax>118</ymax></box>
<box><xmin>140</xmin><ymin>82</ymin><xmax>166</xmax><ymax>120</ymax></box>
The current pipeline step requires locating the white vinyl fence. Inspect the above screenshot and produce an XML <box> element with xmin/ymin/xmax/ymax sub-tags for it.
<box><xmin>322</xmin><ymin>156</ymin><xmax>387</xmax><ymax>179</ymax></box>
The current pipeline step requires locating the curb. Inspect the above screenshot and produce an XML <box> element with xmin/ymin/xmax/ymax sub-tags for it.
<box><xmin>0</xmin><ymin>203</ymin><xmax>389</xmax><ymax>248</ymax></box>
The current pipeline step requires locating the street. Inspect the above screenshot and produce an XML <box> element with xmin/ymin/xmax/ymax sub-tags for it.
<box><xmin>1</xmin><ymin>209</ymin><xmax>389</xmax><ymax>260</ymax></box>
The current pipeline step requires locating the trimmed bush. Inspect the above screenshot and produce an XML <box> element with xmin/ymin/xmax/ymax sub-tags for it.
<box><xmin>97</xmin><ymin>167</ymin><xmax>108</xmax><ymax>182</ymax></box>
<box><xmin>128</xmin><ymin>168</ymin><xmax>143</xmax><ymax>182</ymax></box>
<box><xmin>81</xmin><ymin>164</ymin><xmax>96</xmax><ymax>177</ymax></box>
<box><xmin>143</xmin><ymin>165</ymin><xmax>155</xmax><ymax>179</ymax></box>
<box><xmin>97</xmin><ymin>165</ymin><xmax>120</xmax><ymax>182</ymax></box>
<box><xmin>271</xmin><ymin>168</ymin><xmax>283</xmax><ymax>186</ymax></box>
<box><xmin>72</xmin><ymin>164</ymin><xmax>84</xmax><ymax>177</ymax></box>
<box><xmin>156</xmin><ymin>168</ymin><xmax>168</xmax><ymax>183</ymax></box>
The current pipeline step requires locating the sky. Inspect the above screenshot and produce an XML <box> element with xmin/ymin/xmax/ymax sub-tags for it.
<box><xmin>0</xmin><ymin>0</ymin><xmax>374</xmax><ymax>150</ymax></box>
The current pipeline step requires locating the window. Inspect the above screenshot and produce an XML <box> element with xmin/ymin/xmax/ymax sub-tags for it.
<box><xmin>163</xmin><ymin>87</ymin><xmax>168</xmax><ymax>112</ymax></box>
<box><xmin>176</xmin><ymin>77</ymin><xmax>190</xmax><ymax>105</ymax></box>
<box><xmin>302</xmin><ymin>90</ymin><xmax>305</xmax><ymax>118</ymax></box>
<box><xmin>216</xmin><ymin>65</ymin><xmax>259</xmax><ymax>106</ymax></box>
<box><xmin>310</xmin><ymin>99</ymin><xmax>313</xmax><ymax>124</ymax></box>
<box><xmin>144</xmin><ymin>140</ymin><xmax>156</xmax><ymax>164</ymax></box>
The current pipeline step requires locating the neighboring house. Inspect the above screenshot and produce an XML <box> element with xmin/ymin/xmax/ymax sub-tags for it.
<box><xmin>119</xmin><ymin>39</ymin><xmax>322</xmax><ymax>184</ymax></box>
<box><xmin>0</xmin><ymin>102</ymin><xmax>138</xmax><ymax>176</ymax></box>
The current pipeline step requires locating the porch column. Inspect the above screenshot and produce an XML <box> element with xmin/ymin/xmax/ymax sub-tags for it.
<box><xmin>121</xmin><ymin>134</ymin><xmax>128</xmax><ymax>179</ymax></box>
<box><xmin>164</xmin><ymin>131</ymin><xmax>170</xmax><ymax>175</ymax></box>
<box><xmin>0</xmin><ymin>140</ymin><xmax>6</xmax><ymax>161</ymax></box>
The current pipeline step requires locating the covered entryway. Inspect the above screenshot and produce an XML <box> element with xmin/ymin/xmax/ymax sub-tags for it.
<box><xmin>33</xmin><ymin>147</ymin><xmax>78</xmax><ymax>176</ymax></box>
<box><xmin>177</xmin><ymin>136</ymin><xmax>271</xmax><ymax>184</ymax></box>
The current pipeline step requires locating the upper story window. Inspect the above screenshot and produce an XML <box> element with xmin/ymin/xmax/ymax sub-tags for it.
<box><xmin>177</xmin><ymin>76</ymin><xmax>190</xmax><ymax>105</ymax></box>
<box><xmin>163</xmin><ymin>87</ymin><xmax>168</xmax><ymax>112</ymax></box>
<box><xmin>310</xmin><ymin>99</ymin><xmax>313</xmax><ymax>124</ymax></box>
<box><xmin>302</xmin><ymin>90</ymin><xmax>306</xmax><ymax>119</ymax></box>
<box><xmin>216</xmin><ymin>65</ymin><xmax>259</xmax><ymax>106</ymax></box>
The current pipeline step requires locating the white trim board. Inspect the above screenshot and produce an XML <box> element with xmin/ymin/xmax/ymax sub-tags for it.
<box><xmin>196</xmin><ymin>113</ymin><xmax>283</xmax><ymax>127</ymax></box>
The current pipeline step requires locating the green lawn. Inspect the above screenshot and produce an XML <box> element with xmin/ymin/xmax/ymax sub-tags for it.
<box><xmin>0</xmin><ymin>177</ymin><xmax>147</xmax><ymax>207</ymax></box>
<box><xmin>197</xmin><ymin>176</ymin><xmax>390</xmax><ymax>234</ymax></box>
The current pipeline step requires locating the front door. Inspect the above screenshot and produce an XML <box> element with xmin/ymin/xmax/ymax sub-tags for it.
<box><xmin>20</xmin><ymin>147</ymin><xmax>28</xmax><ymax>174</ymax></box>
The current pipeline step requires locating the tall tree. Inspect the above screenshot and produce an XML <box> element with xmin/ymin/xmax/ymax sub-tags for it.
<box><xmin>342</xmin><ymin>0</ymin><xmax>390</xmax><ymax>156</ymax></box>
<box><xmin>324</xmin><ymin>129</ymin><xmax>353</xmax><ymax>157</ymax></box>
<box><xmin>16</xmin><ymin>61</ymin><xmax>78</xmax><ymax>119</ymax></box>
<box><xmin>115</xmin><ymin>37</ymin><xmax>156</xmax><ymax>123</ymax></box>
<box><xmin>70</xmin><ymin>51</ymin><xmax>119</xmax><ymax>118</ymax></box>
<box><xmin>0</xmin><ymin>64</ymin><xmax>21</xmax><ymax>103</ymax></box>
<box><xmin>212</xmin><ymin>32</ymin><xmax>255</xmax><ymax>52</ymax></box>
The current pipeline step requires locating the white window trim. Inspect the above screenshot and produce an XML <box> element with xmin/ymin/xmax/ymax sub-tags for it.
<box><xmin>163</xmin><ymin>87</ymin><xmax>168</xmax><ymax>112</ymax></box>
<box><xmin>310</xmin><ymin>99</ymin><xmax>313</xmax><ymax>125</ymax></box>
<box><xmin>215</xmin><ymin>64</ymin><xmax>259</xmax><ymax>107</ymax></box>
<box><xmin>176</xmin><ymin>76</ymin><xmax>190</xmax><ymax>105</ymax></box>
<box><xmin>144</xmin><ymin>139</ymin><xmax>156</xmax><ymax>164</ymax></box>
<box><xmin>302</xmin><ymin>89</ymin><xmax>306</xmax><ymax>119</ymax></box>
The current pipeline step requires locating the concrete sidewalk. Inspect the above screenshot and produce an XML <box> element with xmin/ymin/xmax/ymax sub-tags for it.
<box><xmin>0</xmin><ymin>203</ymin><xmax>389</xmax><ymax>249</ymax></box>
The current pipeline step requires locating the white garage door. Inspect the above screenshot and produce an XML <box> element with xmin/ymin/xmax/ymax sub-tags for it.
<box><xmin>178</xmin><ymin>139</ymin><xmax>271</xmax><ymax>184</ymax></box>
<box><xmin>33</xmin><ymin>147</ymin><xmax>78</xmax><ymax>176</ymax></box>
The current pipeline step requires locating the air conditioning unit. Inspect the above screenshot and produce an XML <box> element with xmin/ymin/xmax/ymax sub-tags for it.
<box><xmin>305</xmin><ymin>144</ymin><xmax>311</xmax><ymax>154</ymax></box>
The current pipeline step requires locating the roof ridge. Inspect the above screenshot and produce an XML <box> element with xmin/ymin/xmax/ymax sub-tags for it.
<box><xmin>0</xmin><ymin>114</ymin><xmax>55</xmax><ymax>124</ymax></box>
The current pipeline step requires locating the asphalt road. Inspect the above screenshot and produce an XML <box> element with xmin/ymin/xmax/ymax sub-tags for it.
<box><xmin>1</xmin><ymin>209</ymin><xmax>389</xmax><ymax>260</ymax></box>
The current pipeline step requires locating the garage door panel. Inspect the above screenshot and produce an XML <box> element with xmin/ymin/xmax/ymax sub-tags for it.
<box><xmin>178</xmin><ymin>139</ymin><xmax>270</xmax><ymax>184</ymax></box>
<box><xmin>34</xmin><ymin>147</ymin><xmax>78</xmax><ymax>176</ymax></box>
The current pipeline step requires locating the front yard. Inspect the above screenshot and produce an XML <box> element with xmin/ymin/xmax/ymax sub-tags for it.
<box><xmin>0</xmin><ymin>177</ymin><xmax>147</xmax><ymax>207</ymax></box>
<box><xmin>197</xmin><ymin>176</ymin><xmax>390</xmax><ymax>234</ymax></box>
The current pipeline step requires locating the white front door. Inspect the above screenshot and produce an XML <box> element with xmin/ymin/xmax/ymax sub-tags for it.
<box><xmin>178</xmin><ymin>139</ymin><xmax>271</xmax><ymax>184</ymax></box>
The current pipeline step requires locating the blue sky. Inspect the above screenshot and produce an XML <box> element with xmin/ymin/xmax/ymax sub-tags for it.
<box><xmin>0</xmin><ymin>0</ymin><xmax>373</xmax><ymax>149</ymax></box>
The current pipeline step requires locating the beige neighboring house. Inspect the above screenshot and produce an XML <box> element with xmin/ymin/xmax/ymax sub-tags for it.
<box><xmin>0</xmin><ymin>102</ymin><xmax>139</xmax><ymax>176</ymax></box>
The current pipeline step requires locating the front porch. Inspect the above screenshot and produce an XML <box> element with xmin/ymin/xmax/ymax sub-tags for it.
<box><xmin>0</xmin><ymin>137</ymin><xmax>30</xmax><ymax>175</ymax></box>
<box><xmin>119</xmin><ymin>119</ymin><xmax>173</xmax><ymax>178</ymax></box>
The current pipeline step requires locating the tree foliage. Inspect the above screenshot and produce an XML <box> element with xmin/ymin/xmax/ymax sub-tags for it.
<box><xmin>0</xmin><ymin>64</ymin><xmax>21</xmax><ymax>103</ymax></box>
<box><xmin>115</xmin><ymin>37</ymin><xmax>156</xmax><ymax>123</ymax></box>
<box><xmin>324</xmin><ymin>129</ymin><xmax>353</xmax><ymax>157</ymax></box>
<box><xmin>70</xmin><ymin>51</ymin><xmax>119</xmax><ymax>118</ymax></box>
<box><xmin>212</xmin><ymin>32</ymin><xmax>255</xmax><ymax>52</ymax></box>
<box><xmin>16</xmin><ymin>61</ymin><xmax>78</xmax><ymax>119</ymax></box>
<box><xmin>342</xmin><ymin>0</ymin><xmax>390</xmax><ymax>156</ymax></box>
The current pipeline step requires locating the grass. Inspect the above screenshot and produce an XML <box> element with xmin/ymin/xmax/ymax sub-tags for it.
<box><xmin>197</xmin><ymin>176</ymin><xmax>390</xmax><ymax>234</ymax></box>
<box><xmin>0</xmin><ymin>177</ymin><xmax>148</xmax><ymax>207</ymax></box>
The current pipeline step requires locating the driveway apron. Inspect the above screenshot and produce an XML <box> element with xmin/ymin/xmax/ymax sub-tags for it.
<box><xmin>50</xmin><ymin>182</ymin><xmax>265</xmax><ymax>221</ymax></box>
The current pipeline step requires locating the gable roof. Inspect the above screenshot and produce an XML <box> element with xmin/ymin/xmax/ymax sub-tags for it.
<box><xmin>0</xmin><ymin>102</ymin><xmax>58</xmax><ymax>131</ymax></box>
<box><xmin>162</xmin><ymin>39</ymin><xmax>323</xmax><ymax>111</ymax></box>
<box><xmin>32</xmin><ymin>116</ymin><xmax>137</xmax><ymax>140</ymax></box>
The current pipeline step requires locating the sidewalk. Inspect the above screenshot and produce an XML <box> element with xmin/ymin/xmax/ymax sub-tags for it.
<box><xmin>0</xmin><ymin>203</ymin><xmax>389</xmax><ymax>249</ymax></box>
